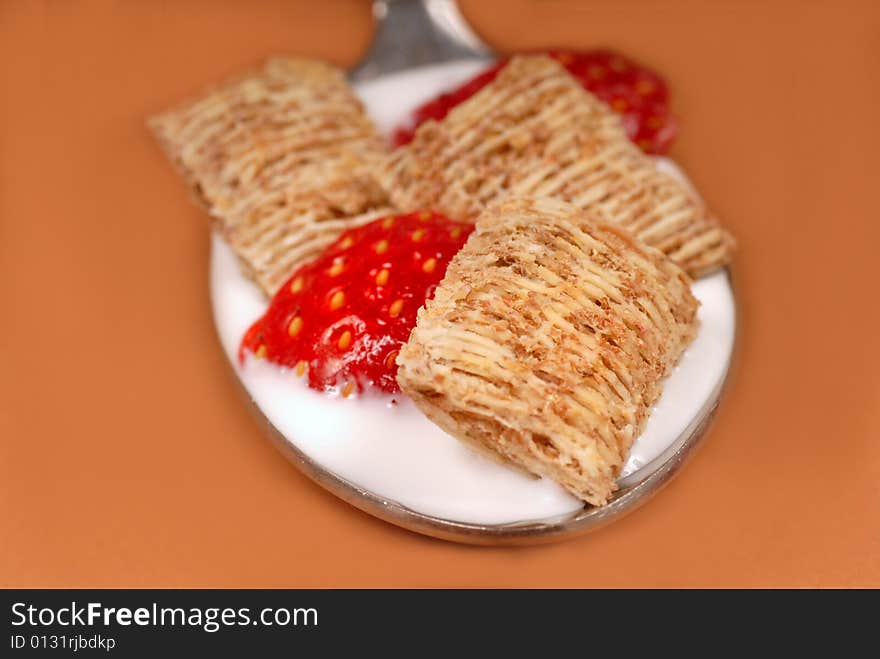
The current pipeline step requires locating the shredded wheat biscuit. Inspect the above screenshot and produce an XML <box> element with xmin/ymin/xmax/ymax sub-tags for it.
<box><xmin>150</xmin><ymin>58</ymin><xmax>393</xmax><ymax>294</ymax></box>
<box><xmin>379</xmin><ymin>55</ymin><xmax>734</xmax><ymax>278</ymax></box>
<box><xmin>396</xmin><ymin>197</ymin><xmax>699</xmax><ymax>505</ymax></box>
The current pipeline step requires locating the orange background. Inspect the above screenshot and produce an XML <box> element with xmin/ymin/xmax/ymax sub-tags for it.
<box><xmin>2</xmin><ymin>0</ymin><xmax>879</xmax><ymax>588</ymax></box>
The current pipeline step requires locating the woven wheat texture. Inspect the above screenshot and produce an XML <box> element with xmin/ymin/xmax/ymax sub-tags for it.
<box><xmin>397</xmin><ymin>197</ymin><xmax>699</xmax><ymax>505</ymax></box>
<box><xmin>150</xmin><ymin>58</ymin><xmax>392</xmax><ymax>295</ymax></box>
<box><xmin>379</xmin><ymin>55</ymin><xmax>734</xmax><ymax>278</ymax></box>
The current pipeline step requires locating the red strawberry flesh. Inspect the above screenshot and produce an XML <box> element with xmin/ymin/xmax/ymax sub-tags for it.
<box><xmin>392</xmin><ymin>49</ymin><xmax>677</xmax><ymax>155</ymax></box>
<box><xmin>239</xmin><ymin>211</ymin><xmax>474</xmax><ymax>395</ymax></box>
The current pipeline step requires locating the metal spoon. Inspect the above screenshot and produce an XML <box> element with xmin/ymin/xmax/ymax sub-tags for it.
<box><xmin>235</xmin><ymin>0</ymin><xmax>737</xmax><ymax>544</ymax></box>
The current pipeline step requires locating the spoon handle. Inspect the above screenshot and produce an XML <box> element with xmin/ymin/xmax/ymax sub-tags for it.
<box><xmin>350</xmin><ymin>0</ymin><xmax>493</xmax><ymax>82</ymax></box>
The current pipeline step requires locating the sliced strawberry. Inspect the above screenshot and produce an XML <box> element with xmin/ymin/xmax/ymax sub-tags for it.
<box><xmin>392</xmin><ymin>50</ymin><xmax>677</xmax><ymax>155</ymax></box>
<box><xmin>239</xmin><ymin>211</ymin><xmax>474</xmax><ymax>395</ymax></box>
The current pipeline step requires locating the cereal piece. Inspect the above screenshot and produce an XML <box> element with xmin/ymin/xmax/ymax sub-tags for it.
<box><xmin>150</xmin><ymin>58</ymin><xmax>392</xmax><ymax>294</ymax></box>
<box><xmin>397</xmin><ymin>197</ymin><xmax>699</xmax><ymax>505</ymax></box>
<box><xmin>379</xmin><ymin>55</ymin><xmax>734</xmax><ymax>277</ymax></box>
